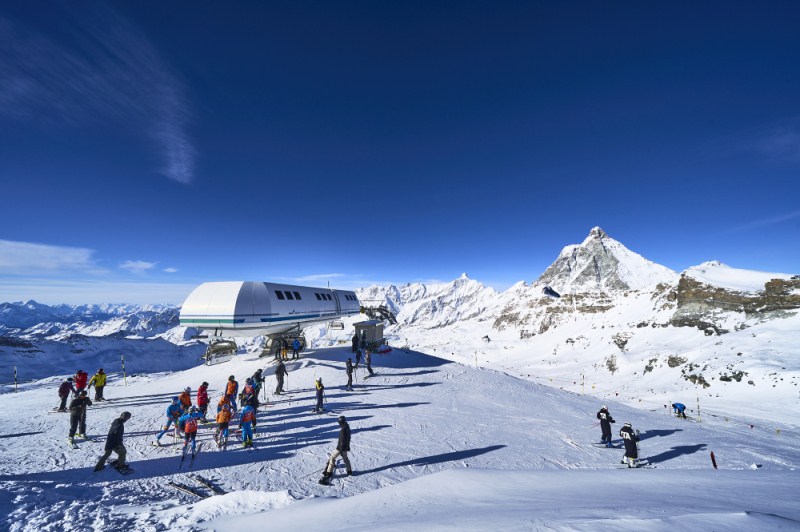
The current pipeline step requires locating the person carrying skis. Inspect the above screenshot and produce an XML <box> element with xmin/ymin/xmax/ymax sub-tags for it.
<box><xmin>74</xmin><ymin>369</ymin><xmax>89</xmax><ymax>394</ymax></box>
<box><xmin>178</xmin><ymin>387</ymin><xmax>193</xmax><ymax>412</ymax></box>
<box><xmin>225</xmin><ymin>376</ymin><xmax>239</xmax><ymax>412</ymax></box>
<box><xmin>672</xmin><ymin>403</ymin><xmax>687</xmax><ymax>419</ymax></box>
<box><xmin>68</xmin><ymin>390</ymin><xmax>93</xmax><ymax>444</ymax></box>
<box><xmin>197</xmin><ymin>382</ymin><xmax>210</xmax><ymax>422</ymax></box>
<box><xmin>94</xmin><ymin>411</ymin><xmax>131</xmax><ymax>472</ymax></box>
<box><xmin>365</xmin><ymin>349</ymin><xmax>375</xmax><ymax>377</ymax></box>
<box><xmin>57</xmin><ymin>377</ymin><xmax>76</xmax><ymax>411</ymax></box>
<box><xmin>291</xmin><ymin>338</ymin><xmax>301</xmax><ymax>359</ymax></box>
<box><xmin>179</xmin><ymin>407</ymin><xmax>202</xmax><ymax>455</ymax></box>
<box><xmin>314</xmin><ymin>378</ymin><xmax>325</xmax><ymax>413</ymax></box>
<box><xmin>596</xmin><ymin>405</ymin><xmax>615</xmax><ymax>447</ymax></box>
<box><xmin>345</xmin><ymin>358</ymin><xmax>354</xmax><ymax>391</ymax></box>
<box><xmin>239</xmin><ymin>403</ymin><xmax>256</xmax><ymax>448</ymax></box>
<box><xmin>275</xmin><ymin>360</ymin><xmax>288</xmax><ymax>395</ymax></box>
<box><xmin>215</xmin><ymin>402</ymin><xmax>233</xmax><ymax>448</ymax></box>
<box><xmin>88</xmin><ymin>369</ymin><xmax>107</xmax><ymax>401</ymax></box>
<box><xmin>154</xmin><ymin>396</ymin><xmax>183</xmax><ymax>445</ymax></box>
<box><xmin>619</xmin><ymin>422</ymin><xmax>640</xmax><ymax>468</ymax></box>
<box><xmin>321</xmin><ymin>415</ymin><xmax>352</xmax><ymax>483</ymax></box>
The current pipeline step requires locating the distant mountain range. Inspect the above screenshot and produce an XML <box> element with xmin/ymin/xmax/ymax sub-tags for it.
<box><xmin>2</xmin><ymin>227</ymin><xmax>798</xmax><ymax>420</ymax></box>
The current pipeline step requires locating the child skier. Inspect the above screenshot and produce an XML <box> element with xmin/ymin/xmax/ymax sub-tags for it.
<box><xmin>314</xmin><ymin>378</ymin><xmax>325</xmax><ymax>413</ymax></box>
<box><xmin>619</xmin><ymin>422</ymin><xmax>640</xmax><ymax>468</ymax></box>
<box><xmin>596</xmin><ymin>405</ymin><xmax>615</xmax><ymax>447</ymax></box>
<box><xmin>239</xmin><ymin>403</ymin><xmax>256</xmax><ymax>448</ymax></box>
<box><xmin>215</xmin><ymin>403</ymin><xmax>232</xmax><ymax>449</ymax></box>
<box><xmin>154</xmin><ymin>397</ymin><xmax>183</xmax><ymax>446</ymax></box>
<box><xmin>179</xmin><ymin>407</ymin><xmax>202</xmax><ymax>456</ymax></box>
<box><xmin>178</xmin><ymin>387</ymin><xmax>193</xmax><ymax>412</ymax></box>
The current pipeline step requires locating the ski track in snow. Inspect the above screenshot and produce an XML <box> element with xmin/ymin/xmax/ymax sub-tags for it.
<box><xmin>1</xmin><ymin>346</ymin><xmax>799</xmax><ymax>530</ymax></box>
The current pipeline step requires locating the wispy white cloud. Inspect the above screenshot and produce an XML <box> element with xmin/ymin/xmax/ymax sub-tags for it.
<box><xmin>0</xmin><ymin>6</ymin><xmax>195</xmax><ymax>183</ymax></box>
<box><xmin>728</xmin><ymin>210</ymin><xmax>800</xmax><ymax>232</ymax></box>
<box><xmin>747</xmin><ymin>118</ymin><xmax>800</xmax><ymax>165</ymax></box>
<box><xmin>0</xmin><ymin>239</ymin><xmax>105</xmax><ymax>275</ymax></box>
<box><xmin>119</xmin><ymin>260</ymin><xmax>157</xmax><ymax>274</ymax></box>
<box><xmin>293</xmin><ymin>273</ymin><xmax>346</xmax><ymax>283</ymax></box>
<box><xmin>163</xmin><ymin>267</ymin><xmax>178</xmax><ymax>273</ymax></box>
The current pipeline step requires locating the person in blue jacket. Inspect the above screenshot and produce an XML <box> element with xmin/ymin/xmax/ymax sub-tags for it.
<box><xmin>239</xmin><ymin>403</ymin><xmax>256</xmax><ymax>447</ymax></box>
<box><xmin>291</xmin><ymin>338</ymin><xmax>301</xmax><ymax>359</ymax></box>
<box><xmin>672</xmin><ymin>403</ymin><xmax>687</xmax><ymax>419</ymax></box>
<box><xmin>178</xmin><ymin>407</ymin><xmax>203</xmax><ymax>455</ymax></box>
<box><xmin>154</xmin><ymin>397</ymin><xmax>183</xmax><ymax>445</ymax></box>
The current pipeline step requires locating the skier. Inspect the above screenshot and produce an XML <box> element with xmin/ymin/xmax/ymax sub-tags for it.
<box><xmin>345</xmin><ymin>358</ymin><xmax>354</xmax><ymax>391</ymax></box>
<box><xmin>320</xmin><ymin>415</ymin><xmax>352</xmax><ymax>484</ymax></box>
<box><xmin>619</xmin><ymin>422</ymin><xmax>640</xmax><ymax>468</ymax></box>
<box><xmin>217</xmin><ymin>394</ymin><xmax>232</xmax><ymax>413</ymax></box>
<box><xmin>252</xmin><ymin>368</ymin><xmax>264</xmax><ymax>397</ymax></box>
<box><xmin>74</xmin><ymin>369</ymin><xmax>89</xmax><ymax>394</ymax></box>
<box><xmin>241</xmin><ymin>378</ymin><xmax>256</xmax><ymax>406</ymax></box>
<box><xmin>596</xmin><ymin>405</ymin><xmax>615</xmax><ymax>447</ymax></box>
<box><xmin>215</xmin><ymin>402</ymin><xmax>232</xmax><ymax>448</ymax></box>
<box><xmin>672</xmin><ymin>403</ymin><xmax>687</xmax><ymax>419</ymax></box>
<box><xmin>355</xmin><ymin>349</ymin><xmax>362</xmax><ymax>368</ymax></box>
<box><xmin>314</xmin><ymin>378</ymin><xmax>325</xmax><ymax>413</ymax></box>
<box><xmin>57</xmin><ymin>377</ymin><xmax>76</xmax><ymax>411</ymax></box>
<box><xmin>351</xmin><ymin>332</ymin><xmax>359</xmax><ymax>353</ymax></box>
<box><xmin>68</xmin><ymin>390</ymin><xmax>93</xmax><ymax>444</ymax></box>
<box><xmin>197</xmin><ymin>382</ymin><xmax>210</xmax><ymax>422</ymax></box>
<box><xmin>154</xmin><ymin>396</ymin><xmax>183</xmax><ymax>445</ymax></box>
<box><xmin>275</xmin><ymin>360</ymin><xmax>288</xmax><ymax>395</ymax></box>
<box><xmin>179</xmin><ymin>407</ymin><xmax>202</xmax><ymax>455</ymax></box>
<box><xmin>225</xmin><ymin>376</ymin><xmax>239</xmax><ymax>412</ymax></box>
<box><xmin>94</xmin><ymin>411</ymin><xmax>132</xmax><ymax>473</ymax></box>
<box><xmin>178</xmin><ymin>387</ymin><xmax>193</xmax><ymax>412</ymax></box>
<box><xmin>365</xmin><ymin>349</ymin><xmax>375</xmax><ymax>377</ymax></box>
<box><xmin>291</xmin><ymin>338</ymin><xmax>301</xmax><ymax>359</ymax></box>
<box><xmin>360</xmin><ymin>331</ymin><xmax>367</xmax><ymax>350</ymax></box>
<box><xmin>239</xmin><ymin>403</ymin><xmax>256</xmax><ymax>447</ymax></box>
<box><xmin>88</xmin><ymin>369</ymin><xmax>107</xmax><ymax>401</ymax></box>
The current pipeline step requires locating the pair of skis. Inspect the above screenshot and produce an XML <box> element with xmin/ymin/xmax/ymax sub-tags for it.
<box><xmin>168</xmin><ymin>475</ymin><xmax>226</xmax><ymax>499</ymax></box>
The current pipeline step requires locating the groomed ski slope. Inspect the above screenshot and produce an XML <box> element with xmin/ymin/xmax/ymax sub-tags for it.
<box><xmin>0</xmin><ymin>346</ymin><xmax>798</xmax><ymax>531</ymax></box>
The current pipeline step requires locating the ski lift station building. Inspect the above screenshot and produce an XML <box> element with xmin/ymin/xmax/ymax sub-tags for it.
<box><xmin>353</xmin><ymin>319</ymin><xmax>385</xmax><ymax>347</ymax></box>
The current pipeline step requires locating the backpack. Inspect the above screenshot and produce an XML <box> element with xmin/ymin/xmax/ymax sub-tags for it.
<box><xmin>185</xmin><ymin>417</ymin><xmax>198</xmax><ymax>433</ymax></box>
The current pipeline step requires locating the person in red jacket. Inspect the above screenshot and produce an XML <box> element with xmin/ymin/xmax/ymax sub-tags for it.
<box><xmin>74</xmin><ymin>370</ymin><xmax>89</xmax><ymax>393</ymax></box>
<box><xmin>197</xmin><ymin>382</ymin><xmax>210</xmax><ymax>422</ymax></box>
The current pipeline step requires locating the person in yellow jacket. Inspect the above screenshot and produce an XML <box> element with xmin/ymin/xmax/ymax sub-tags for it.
<box><xmin>88</xmin><ymin>368</ymin><xmax>107</xmax><ymax>401</ymax></box>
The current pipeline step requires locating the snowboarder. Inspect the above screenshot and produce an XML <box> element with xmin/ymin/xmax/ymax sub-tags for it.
<box><xmin>215</xmin><ymin>403</ymin><xmax>232</xmax><ymax>448</ymax></box>
<box><xmin>365</xmin><ymin>349</ymin><xmax>375</xmax><ymax>377</ymax></box>
<box><xmin>178</xmin><ymin>387</ymin><xmax>193</xmax><ymax>412</ymax></box>
<box><xmin>351</xmin><ymin>333</ymin><xmax>359</xmax><ymax>353</ymax></box>
<box><xmin>619</xmin><ymin>422</ymin><xmax>640</xmax><ymax>468</ymax></box>
<box><xmin>597</xmin><ymin>405</ymin><xmax>615</xmax><ymax>447</ymax></box>
<box><xmin>225</xmin><ymin>376</ymin><xmax>239</xmax><ymax>412</ymax></box>
<box><xmin>88</xmin><ymin>369</ymin><xmax>107</xmax><ymax>401</ymax></box>
<box><xmin>197</xmin><ymin>382</ymin><xmax>210</xmax><ymax>422</ymax></box>
<box><xmin>320</xmin><ymin>415</ymin><xmax>352</xmax><ymax>483</ymax></box>
<box><xmin>94</xmin><ymin>411</ymin><xmax>131</xmax><ymax>472</ymax></box>
<box><xmin>68</xmin><ymin>390</ymin><xmax>93</xmax><ymax>444</ymax></box>
<box><xmin>672</xmin><ymin>403</ymin><xmax>687</xmax><ymax>419</ymax></box>
<box><xmin>239</xmin><ymin>403</ymin><xmax>256</xmax><ymax>447</ymax></box>
<box><xmin>179</xmin><ymin>407</ymin><xmax>202</xmax><ymax>455</ymax></box>
<box><xmin>57</xmin><ymin>378</ymin><xmax>75</xmax><ymax>411</ymax></box>
<box><xmin>275</xmin><ymin>360</ymin><xmax>288</xmax><ymax>395</ymax></box>
<box><xmin>291</xmin><ymin>338</ymin><xmax>301</xmax><ymax>359</ymax></box>
<box><xmin>74</xmin><ymin>369</ymin><xmax>89</xmax><ymax>394</ymax></box>
<box><xmin>345</xmin><ymin>358</ymin><xmax>354</xmax><ymax>391</ymax></box>
<box><xmin>155</xmin><ymin>396</ymin><xmax>183</xmax><ymax>445</ymax></box>
<box><xmin>314</xmin><ymin>378</ymin><xmax>325</xmax><ymax>413</ymax></box>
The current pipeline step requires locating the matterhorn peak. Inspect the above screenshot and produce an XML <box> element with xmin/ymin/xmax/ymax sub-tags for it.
<box><xmin>537</xmin><ymin>228</ymin><xmax>677</xmax><ymax>293</ymax></box>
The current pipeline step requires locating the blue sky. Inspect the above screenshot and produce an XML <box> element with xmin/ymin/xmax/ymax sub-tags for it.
<box><xmin>1</xmin><ymin>1</ymin><xmax>799</xmax><ymax>304</ymax></box>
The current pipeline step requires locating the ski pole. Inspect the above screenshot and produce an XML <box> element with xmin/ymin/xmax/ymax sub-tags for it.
<box><xmin>286</xmin><ymin>373</ymin><xmax>289</xmax><ymax>392</ymax></box>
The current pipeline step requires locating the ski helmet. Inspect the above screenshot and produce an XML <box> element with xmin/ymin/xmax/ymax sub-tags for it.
<box><xmin>121</xmin><ymin>411</ymin><xmax>131</xmax><ymax>420</ymax></box>
<box><xmin>602</xmin><ymin>405</ymin><xmax>607</xmax><ymax>410</ymax></box>
<box><xmin>229</xmin><ymin>375</ymin><xmax>235</xmax><ymax>380</ymax></box>
<box><xmin>338</xmin><ymin>415</ymin><xmax>346</xmax><ymax>424</ymax></box>
<box><xmin>67</xmin><ymin>377</ymin><xmax>73</xmax><ymax>381</ymax></box>
<box><xmin>246</xmin><ymin>378</ymin><xmax>252</xmax><ymax>384</ymax></box>
<box><xmin>172</xmin><ymin>396</ymin><xmax>179</xmax><ymax>402</ymax></box>
<box><xmin>79</xmin><ymin>390</ymin><xmax>87</xmax><ymax>396</ymax></box>
<box><xmin>624</xmin><ymin>422</ymin><xmax>632</xmax><ymax>427</ymax></box>
<box><xmin>98</xmin><ymin>368</ymin><xmax>104</xmax><ymax>373</ymax></box>
<box><xmin>184</xmin><ymin>387</ymin><xmax>191</xmax><ymax>393</ymax></box>
<box><xmin>202</xmin><ymin>382</ymin><xmax>208</xmax><ymax>387</ymax></box>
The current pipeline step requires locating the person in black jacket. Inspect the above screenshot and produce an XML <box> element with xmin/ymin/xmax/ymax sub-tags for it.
<box><xmin>275</xmin><ymin>360</ymin><xmax>288</xmax><ymax>395</ymax></box>
<box><xmin>57</xmin><ymin>378</ymin><xmax>75</xmax><ymax>411</ymax></box>
<box><xmin>619</xmin><ymin>422</ymin><xmax>639</xmax><ymax>468</ymax></box>
<box><xmin>94</xmin><ymin>411</ymin><xmax>131</xmax><ymax>471</ymax></box>
<box><xmin>322</xmin><ymin>415</ymin><xmax>352</xmax><ymax>479</ymax></box>
<box><xmin>345</xmin><ymin>358</ymin><xmax>354</xmax><ymax>391</ymax></box>
<box><xmin>68</xmin><ymin>390</ymin><xmax>93</xmax><ymax>443</ymax></box>
<box><xmin>596</xmin><ymin>405</ymin><xmax>615</xmax><ymax>447</ymax></box>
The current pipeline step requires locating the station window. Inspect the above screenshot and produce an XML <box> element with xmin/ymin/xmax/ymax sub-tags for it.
<box><xmin>275</xmin><ymin>291</ymin><xmax>285</xmax><ymax>300</ymax></box>
<box><xmin>293</xmin><ymin>291</ymin><xmax>301</xmax><ymax>300</ymax></box>
<box><xmin>315</xmin><ymin>293</ymin><xmax>322</xmax><ymax>300</ymax></box>
<box><xmin>285</xmin><ymin>291</ymin><xmax>294</xmax><ymax>300</ymax></box>
<box><xmin>327</xmin><ymin>294</ymin><xmax>332</xmax><ymax>300</ymax></box>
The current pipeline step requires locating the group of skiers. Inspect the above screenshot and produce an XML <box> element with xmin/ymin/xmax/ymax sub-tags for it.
<box><xmin>344</xmin><ymin>349</ymin><xmax>374</xmax><ymax>392</ymax></box>
<box><xmin>57</xmin><ymin>369</ymin><xmax>108</xmax><ymax>411</ymax></box>
<box><xmin>274</xmin><ymin>337</ymin><xmax>303</xmax><ymax>361</ymax></box>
